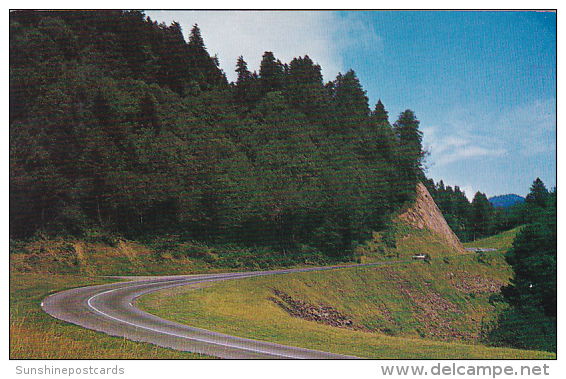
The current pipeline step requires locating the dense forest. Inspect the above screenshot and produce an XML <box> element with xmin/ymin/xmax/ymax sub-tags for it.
<box><xmin>10</xmin><ymin>10</ymin><xmax>427</xmax><ymax>257</ymax></box>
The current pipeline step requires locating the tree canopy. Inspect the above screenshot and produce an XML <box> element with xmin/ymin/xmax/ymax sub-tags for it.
<box><xmin>10</xmin><ymin>10</ymin><xmax>426</xmax><ymax>258</ymax></box>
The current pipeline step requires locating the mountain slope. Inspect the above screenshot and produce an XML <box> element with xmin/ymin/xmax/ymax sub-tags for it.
<box><xmin>489</xmin><ymin>194</ymin><xmax>525</xmax><ymax>208</ymax></box>
<box><xmin>399</xmin><ymin>182</ymin><xmax>465</xmax><ymax>253</ymax></box>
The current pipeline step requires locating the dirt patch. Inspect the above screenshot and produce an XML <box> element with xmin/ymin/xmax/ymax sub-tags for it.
<box><xmin>268</xmin><ymin>289</ymin><xmax>367</xmax><ymax>331</ymax></box>
<box><xmin>445</xmin><ymin>271</ymin><xmax>504</xmax><ymax>294</ymax></box>
<box><xmin>399</xmin><ymin>183</ymin><xmax>465</xmax><ymax>253</ymax></box>
<box><xmin>384</xmin><ymin>269</ymin><xmax>474</xmax><ymax>341</ymax></box>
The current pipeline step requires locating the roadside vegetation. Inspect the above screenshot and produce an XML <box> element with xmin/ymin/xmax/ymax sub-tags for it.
<box><xmin>9</xmin><ymin>273</ymin><xmax>210</xmax><ymax>359</ymax></box>
<box><xmin>137</xmin><ymin>234</ymin><xmax>552</xmax><ymax>359</ymax></box>
<box><xmin>485</xmin><ymin>185</ymin><xmax>556</xmax><ymax>353</ymax></box>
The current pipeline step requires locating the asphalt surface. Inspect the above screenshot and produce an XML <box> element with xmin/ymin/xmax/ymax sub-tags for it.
<box><xmin>41</xmin><ymin>262</ymin><xmax>395</xmax><ymax>359</ymax></box>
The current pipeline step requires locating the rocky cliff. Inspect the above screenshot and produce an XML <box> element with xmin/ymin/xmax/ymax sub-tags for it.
<box><xmin>399</xmin><ymin>182</ymin><xmax>465</xmax><ymax>253</ymax></box>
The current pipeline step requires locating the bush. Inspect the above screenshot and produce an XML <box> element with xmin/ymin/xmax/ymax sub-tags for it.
<box><xmin>484</xmin><ymin>306</ymin><xmax>556</xmax><ymax>353</ymax></box>
<box><xmin>83</xmin><ymin>229</ymin><xmax>119</xmax><ymax>247</ymax></box>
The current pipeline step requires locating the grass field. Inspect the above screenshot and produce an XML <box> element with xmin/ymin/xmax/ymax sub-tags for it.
<box><xmin>463</xmin><ymin>228</ymin><xmax>521</xmax><ymax>252</ymax></box>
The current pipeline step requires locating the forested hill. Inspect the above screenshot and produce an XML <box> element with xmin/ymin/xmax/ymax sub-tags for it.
<box><xmin>10</xmin><ymin>10</ymin><xmax>426</xmax><ymax>257</ymax></box>
<box><xmin>489</xmin><ymin>194</ymin><xmax>525</xmax><ymax>208</ymax></box>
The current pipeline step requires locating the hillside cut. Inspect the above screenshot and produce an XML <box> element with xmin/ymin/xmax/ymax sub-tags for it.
<box><xmin>399</xmin><ymin>182</ymin><xmax>465</xmax><ymax>253</ymax></box>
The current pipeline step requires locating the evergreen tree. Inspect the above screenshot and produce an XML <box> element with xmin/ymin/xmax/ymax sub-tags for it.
<box><xmin>187</xmin><ymin>23</ymin><xmax>227</xmax><ymax>90</ymax></box>
<box><xmin>234</xmin><ymin>56</ymin><xmax>261</xmax><ymax>108</ymax></box>
<box><xmin>331</xmin><ymin>69</ymin><xmax>370</xmax><ymax>122</ymax></box>
<box><xmin>502</xmin><ymin>188</ymin><xmax>556</xmax><ymax>317</ymax></box>
<box><xmin>188</xmin><ymin>23</ymin><xmax>204</xmax><ymax>49</ymax></box>
<box><xmin>369</xmin><ymin>100</ymin><xmax>397</xmax><ymax>162</ymax></box>
<box><xmin>235</xmin><ymin>56</ymin><xmax>251</xmax><ymax>82</ymax></box>
<box><xmin>283</xmin><ymin>55</ymin><xmax>330</xmax><ymax>123</ymax></box>
<box><xmin>489</xmin><ymin>187</ymin><xmax>557</xmax><ymax>353</ymax></box>
<box><xmin>525</xmin><ymin>177</ymin><xmax>549</xmax><ymax>209</ymax></box>
<box><xmin>259</xmin><ymin>51</ymin><xmax>284</xmax><ymax>94</ymax></box>
<box><xmin>371</xmin><ymin>99</ymin><xmax>389</xmax><ymax>123</ymax></box>
<box><xmin>471</xmin><ymin>191</ymin><xmax>493</xmax><ymax>240</ymax></box>
<box><xmin>393</xmin><ymin>110</ymin><xmax>425</xmax><ymax>200</ymax></box>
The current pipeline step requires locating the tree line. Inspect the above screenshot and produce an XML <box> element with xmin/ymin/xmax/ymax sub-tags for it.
<box><xmin>423</xmin><ymin>179</ymin><xmax>528</xmax><ymax>242</ymax></box>
<box><xmin>10</xmin><ymin>10</ymin><xmax>426</xmax><ymax>257</ymax></box>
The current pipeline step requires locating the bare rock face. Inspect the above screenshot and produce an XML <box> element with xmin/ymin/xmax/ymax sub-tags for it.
<box><xmin>399</xmin><ymin>182</ymin><xmax>465</xmax><ymax>253</ymax></box>
<box><xmin>268</xmin><ymin>289</ymin><xmax>367</xmax><ymax>331</ymax></box>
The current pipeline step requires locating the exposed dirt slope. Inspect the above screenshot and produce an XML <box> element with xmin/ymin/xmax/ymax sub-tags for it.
<box><xmin>399</xmin><ymin>182</ymin><xmax>465</xmax><ymax>253</ymax></box>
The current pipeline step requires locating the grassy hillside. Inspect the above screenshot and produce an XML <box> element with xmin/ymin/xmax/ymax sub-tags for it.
<box><xmin>463</xmin><ymin>227</ymin><xmax>521</xmax><ymax>252</ymax></box>
<box><xmin>9</xmin><ymin>233</ymin><xmax>346</xmax><ymax>277</ymax></box>
<box><xmin>10</xmin><ymin>210</ymin><xmax>537</xmax><ymax>359</ymax></box>
<box><xmin>137</xmin><ymin>227</ymin><xmax>552</xmax><ymax>359</ymax></box>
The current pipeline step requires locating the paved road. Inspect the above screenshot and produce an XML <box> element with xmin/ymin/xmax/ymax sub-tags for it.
<box><xmin>41</xmin><ymin>262</ymin><xmax>395</xmax><ymax>359</ymax></box>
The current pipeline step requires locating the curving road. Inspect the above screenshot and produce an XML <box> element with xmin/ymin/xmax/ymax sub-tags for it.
<box><xmin>41</xmin><ymin>262</ymin><xmax>396</xmax><ymax>359</ymax></box>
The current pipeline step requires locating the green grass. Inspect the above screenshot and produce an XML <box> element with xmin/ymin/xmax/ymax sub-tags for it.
<box><xmin>9</xmin><ymin>273</ymin><xmax>211</xmax><ymax>359</ymax></box>
<box><xmin>463</xmin><ymin>227</ymin><xmax>522</xmax><ymax>252</ymax></box>
<box><xmin>8</xmin><ymin>233</ymin><xmax>350</xmax><ymax>359</ymax></box>
<box><xmin>138</xmin><ymin>261</ymin><xmax>553</xmax><ymax>359</ymax></box>
<box><xmin>9</xmin><ymin>234</ymin><xmax>350</xmax><ymax>277</ymax></box>
<box><xmin>11</xmin><ymin>226</ymin><xmax>551</xmax><ymax>359</ymax></box>
<box><xmin>137</xmin><ymin>226</ymin><xmax>553</xmax><ymax>359</ymax></box>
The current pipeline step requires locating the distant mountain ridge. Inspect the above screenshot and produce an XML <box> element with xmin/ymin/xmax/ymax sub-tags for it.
<box><xmin>489</xmin><ymin>194</ymin><xmax>525</xmax><ymax>208</ymax></box>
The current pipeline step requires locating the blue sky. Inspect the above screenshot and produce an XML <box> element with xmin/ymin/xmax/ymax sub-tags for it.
<box><xmin>146</xmin><ymin>10</ymin><xmax>556</xmax><ymax>200</ymax></box>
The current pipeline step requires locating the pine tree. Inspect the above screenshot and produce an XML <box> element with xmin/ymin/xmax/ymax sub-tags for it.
<box><xmin>332</xmin><ymin>69</ymin><xmax>370</xmax><ymax>121</ymax></box>
<box><xmin>283</xmin><ymin>55</ymin><xmax>329</xmax><ymax>122</ymax></box>
<box><xmin>525</xmin><ymin>178</ymin><xmax>549</xmax><ymax>209</ymax></box>
<box><xmin>187</xmin><ymin>23</ymin><xmax>227</xmax><ymax>90</ymax></box>
<box><xmin>188</xmin><ymin>23</ymin><xmax>204</xmax><ymax>50</ymax></box>
<box><xmin>234</xmin><ymin>56</ymin><xmax>260</xmax><ymax>108</ymax></box>
<box><xmin>471</xmin><ymin>191</ymin><xmax>493</xmax><ymax>240</ymax></box>
<box><xmin>235</xmin><ymin>56</ymin><xmax>251</xmax><ymax>84</ymax></box>
<box><xmin>369</xmin><ymin>99</ymin><xmax>397</xmax><ymax>161</ymax></box>
<box><xmin>371</xmin><ymin>99</ymin><xmax>388</xmax><ymax>123</ymax></box>
<box><xmin>259</xmin><ymin>51</ymin><xmax>284</xmax><ymax>94</ymax></box>
<box><xmin>393</xmin><ymin>110</ymin><xmax>425</xmax><ymax>198</ymax></box>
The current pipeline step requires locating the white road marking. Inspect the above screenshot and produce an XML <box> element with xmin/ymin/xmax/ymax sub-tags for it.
<box><xmin>50</xmin><ymin>263</ymin><xmax>390</xmax><ymax>359</ymax></box>
<box><xmin>86</xmin><ymin>279</ymin><xmax>306</xmax><ymax>359</ymax></box>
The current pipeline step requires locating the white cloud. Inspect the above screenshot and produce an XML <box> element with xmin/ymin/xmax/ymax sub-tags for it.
<box><xmin>424</xmin><ymin>95</ymin><xmax>555</xmax><ymax>170</ymax></box>
<box><xmin>423</xmin><ymin>125</ymin><xmax>506</xmax><ymax>168</ymax></box>
<box><xmin>145</xmin><ymin>10</ymin><xmax>383</xmax><ymax>83</ymax></box>
<box><xmin>496</xmin><ymin>97</ymin><xmax>556</xmax><ymax>157</ymax></box>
